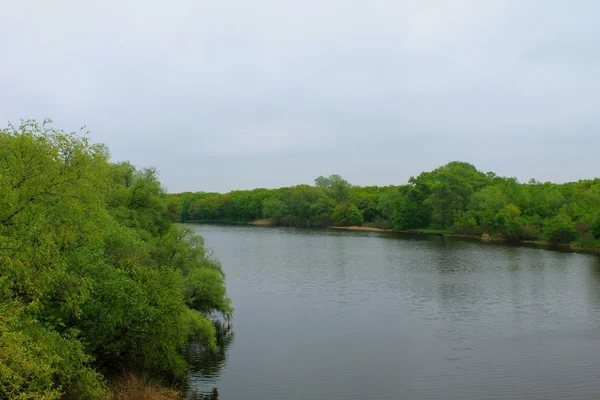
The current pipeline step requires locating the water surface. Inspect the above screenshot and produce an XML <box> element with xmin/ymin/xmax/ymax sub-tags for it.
<box><xmin>187</xmin><ymin>225</ymin><xmax>600</xmax><ymax>400</ymax></box>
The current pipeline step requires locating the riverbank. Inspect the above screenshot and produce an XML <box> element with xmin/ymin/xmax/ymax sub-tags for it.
<box><xmin>396</xmin><ymin>228</ymin><xmax>600</xmax><ymax>255</ymax></box>
<box><xmin>328</xmin><ymin>225</ymin><xmax>393</xmax><ymax>232</ymax></box>
<box><xmin>184</xmin><ymin>221</ymin><xmax>600</xmax><ymax>255</ymax></box>
<box><xmin>186</xmin><ymin>219</ymin><xmax>600</xmax><ymax>254</ymax></box>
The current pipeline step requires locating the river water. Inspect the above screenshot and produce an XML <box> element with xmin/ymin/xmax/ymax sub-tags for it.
<box><xmin>187</xmin><ymin>224</ymin><xmax>600</xmax><ymax>400</ymax></box>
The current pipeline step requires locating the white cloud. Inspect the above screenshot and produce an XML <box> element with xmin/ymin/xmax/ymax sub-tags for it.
<box><xmin>1</xmin><ymin>0</ymin><xmax>599</xmax><ymax>192</ymax></box>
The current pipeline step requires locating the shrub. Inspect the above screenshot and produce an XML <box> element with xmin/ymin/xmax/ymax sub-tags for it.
<box><xmin>518</xmin><ymin>225</ymin><xmax>540</xmax><ymax>241</ymax></box>
<box><xmin>331</xmin><ymin>203</ymin><xmax>364</xmax><ymax>226</ymax></box>
<box><xmin>543</xmin><ymin>206</ymin><xmax>578</xmax><ymax>244</ymax></box>
<box><xmin>592</xmin><ymin>217</ymin><xmax>600</xmax><ymax>239</ymax></box>
<box><xmin>453</xmin><ymin>211</ymin><xmax>480</xmax><ymax>235</ymax></box>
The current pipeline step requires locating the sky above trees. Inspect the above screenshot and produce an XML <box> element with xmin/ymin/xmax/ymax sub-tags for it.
<box><xmin>2</xmin><ymin>0</ymin><xmax>599</xmax><ymax>192</ymax></box>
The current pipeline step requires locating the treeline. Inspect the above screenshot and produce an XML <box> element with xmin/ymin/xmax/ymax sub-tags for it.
<box><xmin>0</xmin><ymin>121</ymin><xmax>232</xmax><ymax>399</ymax></box>
<box><xmin>170</xmin><ymin>161</ymin><xmax>600</xmax><ymax>247</ymax></box>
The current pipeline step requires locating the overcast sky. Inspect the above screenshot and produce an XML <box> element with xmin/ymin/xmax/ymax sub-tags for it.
<box><xmin>1</xmin><ymin>1</ymin><xmax>599</xmax><ymax>192</ymax></box>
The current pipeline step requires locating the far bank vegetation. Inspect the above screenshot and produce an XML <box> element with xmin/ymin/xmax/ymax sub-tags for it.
<box><xmin>170</xmin><ymin>162</ymin><xmax>600</xmax><ymax>249</ymax></box>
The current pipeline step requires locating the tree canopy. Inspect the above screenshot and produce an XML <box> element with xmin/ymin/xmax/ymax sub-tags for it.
<box><xmin>170</xmin><ymin>162</ymin><xmax>600</xmax><ymax>249</ymax></box>
<box><xmin>0</xmin><ymin>120</ymin><xmax>232</xmax><ymax>399</ymax></box>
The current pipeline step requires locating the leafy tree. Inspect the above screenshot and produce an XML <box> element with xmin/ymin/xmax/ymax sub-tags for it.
<box><xmin>262</xmin><ymin>197</ymin><xmax>288</xmax><ymax>222</ymax></box>
<box><xmin>315</xmin><ymin>174</ymin><xmax>351</xmax><ymax>202</ymax></box>
<box><xmin>593</xmin><ymin>216</ymin><xmax>600</xmax><ymax>239</ymax></box>
<box><xmin>494</xmin><ymin>204</ymin><xmax>522</xmax><ymax>241</ymax></box>
<box><xmin>172</xmin><ymin>160</ymin><xmax>599</xmax><ymax>249</ymax></box>
<box><xmin>470</xmin><ymin>186</ymin><xmax>509</xmax><ymax>230</ymax></box>
<box><xmin>392</xmin><ymin>190</ymin><xmax>428</xmax><ymax>230</ymax></box>
<box><xmin>331</xmin><ymin>203</ymin><xmax>363</xmax><ymax>226</ymax></box>
<box><xmin>543</xmin><ymin>206</ymin><xmax>578</xmax><ymax>244</ymax></box>
<box><xmin>453</xmin><ymin>211</ymin><xmax>479</xmax><ymax>235</ymax></box>
<box><xmin>377</xmin><ymin>189</ymin><xmax>401</xmax><ymax>221</ymax></box>
<box><xmin>0</xmin><ymin>120</ymin><xmax>232</xmax><ymax>398</ymax></box>
<box><xmin>420</xmin><ymin>162</ymin><xmax>487</xmax><ymax>233</ymax></box>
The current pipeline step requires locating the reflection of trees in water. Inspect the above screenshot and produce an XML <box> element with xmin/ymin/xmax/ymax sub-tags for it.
<box><xmin>586</xmin><ymin>256</ymin><xmax>600</xmax><ymax>311</ymax></box>
<box><xmin>186</xmin><ymin>321</ymin><xmax>234</xmax><ymax>400</ymax></box>
<box><xmin>192</xmin><ymin>387</ymin><xmax>220</xmax><ymax>400</ymax></box>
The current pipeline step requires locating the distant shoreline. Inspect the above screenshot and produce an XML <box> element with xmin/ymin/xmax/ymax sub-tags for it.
<box><xmin>186</xmin><ymin>221</ymin><xmax>600</xmax><ymax>255</ymax></box>
<box><xmin>328</xmin><ymin>225</ymin><xmax>392</xmax><ymax>232</ymax></box>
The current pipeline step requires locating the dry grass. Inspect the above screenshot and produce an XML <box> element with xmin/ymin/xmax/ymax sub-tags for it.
<box><xmin>112</xmin><ymin>374</ymin><xmax>182</xmax><ymax>400</ymax></box>
<box><xmin>251</xmin><ymin>219</ymin><xmax>275</xmax><ymax>226</ymax></box>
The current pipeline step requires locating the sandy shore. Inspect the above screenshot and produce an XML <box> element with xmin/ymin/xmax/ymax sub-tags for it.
<box><xmin>328</xmin><ymin>226</ymin><xmax>393</xmax><ymax>232</ymax></box>
<box><xmin>250</xmin><ymin>219</ymin><xmax>276</xmax><ymax>226</ymax></box>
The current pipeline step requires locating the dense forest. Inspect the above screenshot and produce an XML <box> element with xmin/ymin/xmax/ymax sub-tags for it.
<box><xmin>170</xmin><ymin>162</ymin><xmax>600</xmax><ymax>248</ymax></box>
<box><xmin>0</xmin><ymin>120</ymin><xmax>232</xmax><ymax>399</ymax></box>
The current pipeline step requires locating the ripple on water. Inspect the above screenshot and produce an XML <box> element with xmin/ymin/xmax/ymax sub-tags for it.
<box><xmin>188</xmin><ymin>224</ymin><xmax>600</xmax><ymax>400</ymax></box>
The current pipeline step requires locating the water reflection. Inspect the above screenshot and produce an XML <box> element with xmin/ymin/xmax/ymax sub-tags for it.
<box><xmin>189</xmin><ymin>224</ymin><xmax>600</xmax><ymax>400</ymax></box>
<box><xmin>586</xmin><ymin>256</ymin><xmax>600</xmax><ymax>312</ymax></box>
<box><xmin>186</xmin><ymin>321</ymin><xmax>233</xmax><ymax>399</ymax></box>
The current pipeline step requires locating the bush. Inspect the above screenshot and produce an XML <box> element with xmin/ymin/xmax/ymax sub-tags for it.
<box><xmin>331</xmin><ymin>203</ymin><xmax>364</xmax><ymax>226</ymax></box>
<box><xmin>453</xmin><ymin>211</ymin><xmax>480</xmax><ymax>235</ymax></box>
<box><xmin>0</xmin><ymin>120</ymin><xmax>232</xmax><ymax>398</ymax></box>
<box><xmin>543</xmin><ymin>207</ymin><xmax>578</xmax><ymax>244</ymax></box>
<box><xmin>579</xmin><ymin>231</ymin><xmax>596</xmax><ymax>247</ymax></box>
<box><xmin>0</xmin><ymin>304</ymin><xmax>108</xmax><ymax>400</ymax></box>
<box><xmin>518</xmin><ymin>225</ymin><xmax>540</xmax><ymax>241</ymax></box>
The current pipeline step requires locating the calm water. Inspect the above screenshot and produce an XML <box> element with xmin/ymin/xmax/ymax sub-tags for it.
<box><xmin>187</xmin><ymin>224</ymin><xmax>600</xmax><ymax>400</ymax></box>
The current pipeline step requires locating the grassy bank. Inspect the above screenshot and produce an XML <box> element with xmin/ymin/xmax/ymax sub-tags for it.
<box><xmin>111</xmin><ymin>374</ymin><xmax>182</xmax><ymax>400</ymax></box>
<box><xmin>0</xmin><ymin>121</ymin><xmax>233</xmax><ymax>399</ymax></box>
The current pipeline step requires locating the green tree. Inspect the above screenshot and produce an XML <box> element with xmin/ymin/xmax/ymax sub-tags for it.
<box><xmin>0</xmin><ymin>120</ymin><xmax>232</xmax><ymax>398</ymax></box>
<box><xmin>453</xmin><ymin>211</ymin><xmax>479</xmax><ymax>235</ymax></box>
<box><xmin>350</xmin><ymin>189</ymin><xmax>379</xmax><ymax>222</ymax></box>
<box><xmin>310</xmin><ymin>195</ymin><xmax>336</xmax><ymax>225</ymax></box>
<box><xmin>470</xmin><ymin>185</ymin><xmax>509</xmax><ymax>230</ymax></box>
<box><xmin>423</xmin><ymin>162</ymin><xmax>487</xmax><ymax>233</ymax></box>
<box><xmin>164</xmin><ymin>158</ymin><xmax>599</xmax><ymax>248</ymax></box>
<box><xmin>543</xmin><ymin>206</ymin><xmax>578</xmax><ymax>244</ymax></box>
<box><xmin>331</xmin><ymin>203</ymin><xmax>363</xmax><ymax>226</ymax></box>
<box><xmin>315</xmin><ymin>174</ymin><xmax>351</xmax><ymax>202</ymax></box>
<box><xmin>262</xmin><ymin>197</ymin><xmax>288</xmax><ymax>222</ymax></box>
<box><xmin>494</xmin><ymin>204</ymin><xmax>522</xmax><ymax>241</ymax></box>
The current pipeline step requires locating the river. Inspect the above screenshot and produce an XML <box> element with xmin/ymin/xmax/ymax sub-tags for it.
<box><xmin>186</xmin><ymin>224</ymin><xmax>600</xmax><ymax>400</ymax></box>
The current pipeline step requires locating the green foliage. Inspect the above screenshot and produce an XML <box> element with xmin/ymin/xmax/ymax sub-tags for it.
<box><xmin>543</xmin><ymin>206</ymin><xmax>578</xmax><ymax>244</ymax></box>
<box><xmin>0</xmin><ymin>303</ymin><xmax>107</xmax><ymax>400</ymax></box>
<box><xmin>315</xmin><ymin>174</ymin><xmax>351</xmax><ymax>202</ymax></box>
<box><xmin>392</xmin><ymin>190</ymin><xmax>427</xmax><ymax>230</ymax></box>
<box><xmin>470</xmin><ymin>186</ymin><xmax>509</xmax><ymax>230</ymax></box>
<box><xmin>453</xmin><ymin>211</ymin><xmax>480</xmax><ymax>235</ymax></box>
<box><xmin>493</xmin><ymin>204</ymin><xmax>523</xmax><ymax>241</ymax></box>
<box><xmin>262</xmin><ymin>197</ymin><xmax>288</xmax><ymax>222</ymax></box>
<box><xmin>349</xmin><ymin>189</ymin><xmax>379</xmax><ymax>222</ymax></box>
<box><xmin>331</xmin><ymin>203</ymin><xmax>364</xmax><ymax>226</ymax></box>
<box><xmin>422</xmin><ymin>162</ymin><xmax>487</xmax><ymax>231</ymax></box>
<box><xmin>0</xmin><ymin>120</ymin><xmax>231</xmax><ymax>399</ymax></box>
<box><xmin>592</xmin><ymin>216</ymin><xmax>600</xmax><ymax>239</ymax></box>
<box><xmin>170</xmin><ymin>161</ymin><xmax>599</xmax><ymax>248</ymax></box>
<box><xmin>309</xmin><ymin>196</ymin><xmax>336</xmax><ymax>225</ymax></box>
